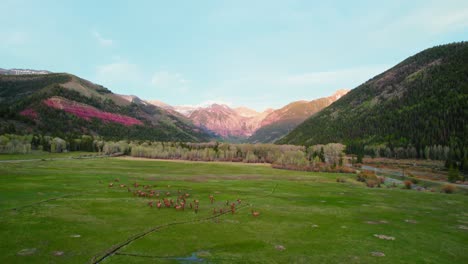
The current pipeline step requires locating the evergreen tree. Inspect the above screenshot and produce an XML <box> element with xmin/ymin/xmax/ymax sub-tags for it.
<box><xmin>448</xmin><ymin>164</ymin><xmax>460</xmax><ymax>183</ymax></box>
<box><xmin>357</xmin><ymin>153</ymin><xmax>363</xmax><ymax>164</ymax></box>
<box><xmin>319</xmin><ymin>147</ymin><xmax>325</xmax><ymax>162</ymax></box>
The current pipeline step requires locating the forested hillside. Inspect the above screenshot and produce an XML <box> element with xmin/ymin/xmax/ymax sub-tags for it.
<box><xmin>278</xmin><ymin>42</ymin><xmax>468</xmax><ymax>169</ymax></box>
<box><xmin>0</xmin><ymin>73</ymin><xmax>213</xmax><ymax>142</ymax></box>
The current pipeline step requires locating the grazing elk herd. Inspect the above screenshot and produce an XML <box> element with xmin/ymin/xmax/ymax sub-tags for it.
<box><xmin>108</xmin><ymin>178</ymin><xmax>261</xmax><ymax>218</ymax></box>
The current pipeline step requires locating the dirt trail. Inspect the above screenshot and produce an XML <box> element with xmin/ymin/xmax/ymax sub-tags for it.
<box><xmin>0</xmin><ymin>155</ymin><xmax>108</xmax><ymax>163</ymax></box>
<box><xmin>116</xmin><ymin>156</ymin><xmax>271</xmax><ymax>166</ymax></box>
<box><xmin>89</xmin><ymin>202</ymin><xmax>252</xmax><ymax>264</ymax></box>
<box><xmin>0</xmin><ymin>193</ymin><xmax>81</xmax><ymax>213</ymax></box>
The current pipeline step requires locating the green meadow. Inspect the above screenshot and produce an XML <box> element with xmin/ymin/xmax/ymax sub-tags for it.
<box><xmin>0</xmin><ymin>154</ymin><xmax>467</xmax><ymax>263</ymax></box>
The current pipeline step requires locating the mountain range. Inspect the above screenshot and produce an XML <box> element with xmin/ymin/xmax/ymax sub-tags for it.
<box><xmin>0</xmin><ymin>68</ymin><xmax>344</xmax><ymax>143</ymax></box>
<box><xmin>1</xmin><ymin>42</ymin><xmax>466</xmax><ymax>156</ymax></box>
<box><xmin>148</xmin><ymin>90</ymin><xmax>347</xmax><ymax>142</ymax></box>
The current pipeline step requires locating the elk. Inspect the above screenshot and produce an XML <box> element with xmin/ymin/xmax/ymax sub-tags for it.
<box><xmin>133</xmin><ymin>182</ymin><xmax>139</xmax><ymax>188</ymax></box>
<box><xmin>209</xmin><ymin>195</ymin><xmax>214</xmax><ymax>204</ymax></box>
<box><xmin>148</xmin><ymin>201</ymin><xmax>153</xmax><ymax>207</ymax></box>
<box><xmin>189</xmin><ymin>203</ymin><xmax>193</xmax><ymax>209</ymax></box>
<box><xmin>108</xmin><ymin>183</ymin><xmax>114</xmax><ymax>187</ymax></box>
<box><xmin>175</xmin><ymin>205</ymin><xmax>182</xmax><ymax>211</ymax></box>
<box><xmin>194</xmin><ymin>205</ymin><xmax>199</xmax><ymax>214</ymax></box>
<box><xmin>127</xmin><ymin>187</ymin><xmax>131</xmax><ymax>192</ymax></box>
<box><xmin>213</xmin><ymin>208</ymin><xmax>217</xmax><ymax>215</ymax></box>
<box><xmin>119</xmin><ymin>184</ymin><xmax>126</xmax><ymax>188</ymax></box>
<box><xmin>164</xmin><ymin>199</ymin><xmax>171</xmax><ymax>208</ymax></box>
<box><xmin>193</xmin><ymin>199</ymin><xmax>199</xmax><ymax>205</ymax></box>
<box><xmin>251</xmin><ymin>210</ymin><xmax>260</xmax><ymax>217</ymax></box>
<box><xmin>166</xmin><ymin>191</ymin><xmax>171</xmax><ymax>196</ymax></box>
<box><xmin>237</xmin><ymin>198</ymin><xmax>242</xmax><ymax>205</ymax></box>
<box><xmin>156</xmin><ymin>200</ymin><xmax>162</xmax><ymax>209</ymax></box>
<box><xmin>185</xmin><ymin>193</ymin><xmax>190</xmax><ymax>198</ymax></box>
<box><xmin>114</xmin><ymin>178</ymin><xmax>120</xmax><ymax>182</ymax></box>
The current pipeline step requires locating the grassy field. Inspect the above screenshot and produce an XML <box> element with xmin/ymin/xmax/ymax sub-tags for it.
<box><xmin>0</xmin><ymin>151</ymin><xmax>98</xmax><ymax>160</ymax></box>
<box><xmin>0</xmin><ymin>154</ymin><xmax>467</xmax><ymax>263</ymax></box>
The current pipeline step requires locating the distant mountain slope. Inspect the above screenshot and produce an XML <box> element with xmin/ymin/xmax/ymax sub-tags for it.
<box><xmin>0</xmin><ymin>73</ymin><xmax>212</xmax><ymax>142</ymax></box>
<box><xmin>278</xmin><ymin>42</ymin><xmax>468</xmax><ymax>154</ymax></box>
<box><xmin>234</xmin><ymin>106</ymin><xmax>261</xmax><ymax>117</ymax></box>
<box><xmin>147</xmin><ymin>99</ymin><xmax>174</xmax><ymax>110</ymax></box>
<box><xmin>248</xmin><ymin>90</ymin><xmax>348</xmax><ymax>143</ymax></box>
<box><xmin>148</xmin><ymin>100</ymin><xmax>274</xmax><ymax>140</ymax></box>
<box><xmin>188</xmin><ymin>104</ymin><xmax>270</xmax><ymax>138</ymax></box>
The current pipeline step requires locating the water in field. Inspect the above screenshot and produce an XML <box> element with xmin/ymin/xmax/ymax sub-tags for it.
<box><xmin>169</xmin><ymin>251</ymin><xmax>209</xmax><ymax>263</ymax></box>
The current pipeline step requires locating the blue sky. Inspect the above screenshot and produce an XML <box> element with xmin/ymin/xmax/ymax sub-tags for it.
<box><xmin>1</xmin><ymin>0</ymin><xmax>467</xmax><ymax>111</ymax></box>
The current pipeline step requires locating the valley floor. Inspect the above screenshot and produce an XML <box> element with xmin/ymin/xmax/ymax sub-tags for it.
<box><xmin>0</xmin><ymin>153</ymin><xmax>467</xmax><ymax>263</ymax></box>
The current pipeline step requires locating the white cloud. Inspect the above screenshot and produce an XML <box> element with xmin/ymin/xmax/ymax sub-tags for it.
<box><xmin>92</xmin><ymin>30</ymin><xmax>113</xmax><ymax>46</ymax></box>
<box><xmin>423</xmin><ymin>9</ymin><xmax>468</xmax><ymax>33</ymax></box>
<box><xmin>95</xmin><ymin>61</ymin><xmax>140</xmax><ymax>84</ymax></box>
<box><xmin>181</xmin><ymin>100</ymin><xmax>234</xmax><ymax>108</ymax></box>
<box><xmin>1</xmin><ymin>31</ymin><xmax>28</xmax><ymax>46</ymax></box>
<box><xmin>285</xmin><ymin>71</ymin><xmax>341</xmax><ymax>86</ymax></box>
<box><xmin>151</xmin><ymin>71</ymin><xmax>189</xmax><ymax>90</ymax></box>
<box><xmin>428</xmin><ymin>8</ymin><xmax>468</xmax><ymax>31</ymax></box>
<box><xmin>381</xmin><ymin>3</ymin><xmax>468</xmax><ymax>36</ymax></box>
<box><xmin>283</xmin><ymin>65</ymin><xmax>390</xmax><ymax>87</ymax></box>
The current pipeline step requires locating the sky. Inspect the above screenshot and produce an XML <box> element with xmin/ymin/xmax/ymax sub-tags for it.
<box><xmin>1</xmin><ymin>0</ymin><xmax>467</xmax><ymax>111</ymax></box>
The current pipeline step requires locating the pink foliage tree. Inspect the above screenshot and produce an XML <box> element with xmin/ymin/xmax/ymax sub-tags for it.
<box><xmin>43</xmin><ymin>97</ymin><xmax>143</xmax><ymax>126</ymax></box>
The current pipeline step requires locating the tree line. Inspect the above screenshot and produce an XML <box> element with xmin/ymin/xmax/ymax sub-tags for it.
<box><xmin>0</xmin><ymin>134</ymin><xmax>348</xmax><ymax>171</ymax></box>
<box><xmin>1</xmin><ymin>132</ymin><xmax>465</xmax><ymax>175</ymax></box>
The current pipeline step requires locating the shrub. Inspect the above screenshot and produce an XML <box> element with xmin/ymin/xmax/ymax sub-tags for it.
<box><xmin>337</xmin><ymin>166</ymin><xmax>355</xmax><ymax>173</ymax></box>
<box><xmin>403</xmin><ymin>180</ymin><xmax>413</xmax><ymax>189</ymax></box>
<box><xmin>357</xmin><ymin>171</ymin><xmax>382</xmax><ymax>188</ymax></box>
<box><xmin>356</xmin><ymin>171</ymin><xmax>377</xmax><ymax>182</ymax></box>
<box><xmin>336</xmin><ymin>177</ymin><xmax>346</xmax><ymax>183</ymax></box>
<box><xmin>366</xmin><ymin>180</ymin><xmax>378</xmax><ymax>188</ymax></box>
<box><xmin>441</xmin><ymin>184</ymin><xmax>456</xmax><ymax>194</ymax></box>
<box><xmin>410</xmin><ymin>178</ymin><xmax>419</xmax><ymax>184</ymax></box>
<box><xmin>377</xmin><ymin>176</ymin><xmax>386</xmax><ymax>184</ymax></box>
